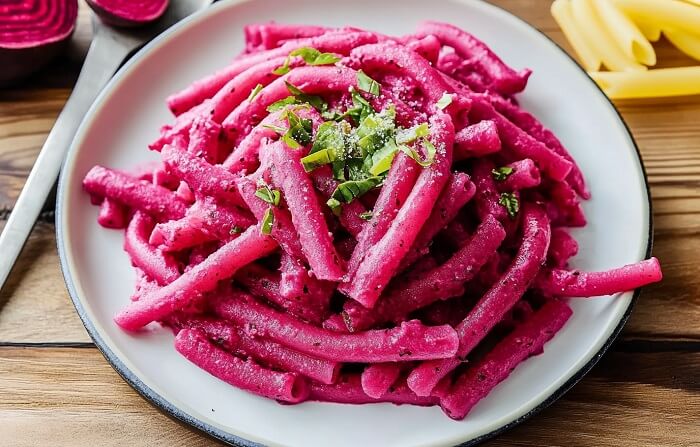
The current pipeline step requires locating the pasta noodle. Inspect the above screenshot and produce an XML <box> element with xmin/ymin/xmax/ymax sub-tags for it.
<box><xmin>82</xmin><ymin>22</ymin><xmax>662</xmax><ymax>420</ymax></box>
<box><xmin>551</xmin><ymin>0</ymin><xmax>603</xmax><ymax>71</ymax></box>
<box><xmin>570</xmin><ymin>0</ymin><xmax>647</xmax><ymax>72</ymax></box>
<box><xmin>591</xmin><ymin>0</ymin><xmax>656</xmax><ymax>66</ymax></box>
<box><xmin>664</xmin><ymin>27</ymin><xmax>700</xmax><ymax>61</ymax></box>
<box><xmin>590</xmin><ymin>67</ymin><xmax>700</xmax><ymax>98</ymax></box>
<box><xmin>614</xmin><ymin>0</ymin><xmax>700</xmax><ymax>37</ymax></box>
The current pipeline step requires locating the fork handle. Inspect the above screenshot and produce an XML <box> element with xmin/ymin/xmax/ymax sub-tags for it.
<box><xmin>0</xmin><ymin>31</ymin><xmax>131</xmax><ymax>290</ymax></box>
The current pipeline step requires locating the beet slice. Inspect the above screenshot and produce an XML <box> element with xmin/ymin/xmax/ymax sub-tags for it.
<box><xmin>0</xmin><ymin>0</ymin><xmax>78</xmax><ymax>84</ymax></box>
<box><xmin>86</xmin><ymin>0</ymin><xmax>169</xmax><ymax>27</ymax></box>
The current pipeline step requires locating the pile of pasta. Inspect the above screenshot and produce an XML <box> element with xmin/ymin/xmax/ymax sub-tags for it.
<box><xmin>82</xmin><ymin>22</ymin><xmax>662</xmax><ymax>420</ymax></box>
<box><xmin>552</xmin><ymin>0</ymin><xmax>700</xmax><ymax>99</ymax></box>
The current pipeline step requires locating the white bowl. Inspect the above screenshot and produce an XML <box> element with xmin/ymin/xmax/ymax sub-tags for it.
<box><xmin>56</xmin><ymin>0</ymin><xmax>652</xmax><ymax>446</ymax></box>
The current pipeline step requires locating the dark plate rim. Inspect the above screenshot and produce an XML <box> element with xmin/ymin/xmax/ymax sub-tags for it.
<box><xmin>55</xmin><ymin>1</ymin><xmax>654</xmax><ymax>446</ymax></box>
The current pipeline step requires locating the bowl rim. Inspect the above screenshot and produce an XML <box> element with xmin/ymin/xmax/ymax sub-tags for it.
<box><xmin>55</xmin><ymin>1</ymin><xmax>654</xmax><ymax>446</ymax></box>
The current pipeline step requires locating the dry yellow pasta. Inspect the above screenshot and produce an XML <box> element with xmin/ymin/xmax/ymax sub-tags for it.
<box><xmin>680</xmin><ymin>0</ymin><xmax>700</xmax><ymax>6</ymax></box>
<box><xmin>613</xmin><ymin>0</ymin><xmax>700</xmax><ymax>36</ymax></box>
<box><xmin>591</xmin><ymin>0</ymin><xmax>656</xmax><ymax>66</ymax></box>
<box><xmin>551</xmin><ymin>0</ymin><xmax>602</xmax><ymax>71</ymax></box>
<box><xmin>664</xmin><ymin>28</ymin><xmax>700</xmax><ymax>61</ymax></box>
<box><xmin>589</xmin><ymin>67</ymin><xmax>700</xmax><ymax>98</ymax></box>
<box><xmin>636</xmin><ymin>21</ymin><xmax>662</xmax><ymax>42</ymax></box>
<box><xmin>571</xmin><ymin>0</ymin><xmax>646</xmax><ymax>71</ymax></box>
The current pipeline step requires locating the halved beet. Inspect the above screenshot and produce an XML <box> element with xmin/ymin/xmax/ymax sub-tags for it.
<box><xmin>0</xmin><ymin>0</ymin><xmax>78</xmax><ymax>84</ymax></box>
<box><xmin>86</xmin><ymin>0</ymin><xmax>169</xmax><ymax>27</ymax></box>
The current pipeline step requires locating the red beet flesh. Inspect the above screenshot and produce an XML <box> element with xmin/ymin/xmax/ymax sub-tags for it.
<box><xmin>86</xmin><ymin>0</ymin><xmax>169</xmax><ymax>27</ymax></box>
<box><xmin>0</xmin><ymin>0</ymin><xmax>78</xmax><ymax>84</ymax></box>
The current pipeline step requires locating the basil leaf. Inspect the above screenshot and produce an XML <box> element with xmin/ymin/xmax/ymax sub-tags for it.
<box><xmin>261</xmin><ymin>208</ymin><xmax>275</xmax><ymax>234</ymax></box>
<box><xmin>301</xmin><ymin>149</ymin><xmax>333</xmax><ymax>172</ymax></box>
<box><xmin>285</xmin><ymin>81</ymin><xmax>305</xmax><ymax>96</ymax></box>
<box><xmin>285</xmin><ymin>81</ymin><xmax>328</xmax><ymax>113</ymax></box>
<box><xmin>327</xmin><ymin>176</ymin><xmax>383</xmax><ymax>213</ymax></box>
<box><xmin>267</xmin><ymin>96</ymin><xmax>297</xmax><ymax>112</ymax></box>
<box><xmin>399</xmin><ymin>137</ymin><xmax>436</xmax><ymax>167</ymax></box>
<box><xmin>357</xmin><ymin>70</ymin><xmax>381</xmax><ymax>96</ymax></box>
<box><xmin>369</xmin><ymin>139</ymin><xmax>398</xmax><ymax>176</ymax></box>
<box><xmin>498</xmin><ymin>192</ymin><xmax>520</xmax><ymax>219</ymax></box>
<box><xmin>262</xmin><ymin>123</ymin><xmax>287</xmax><ymax>134</ymax></box>
<box><xmin>492</xmin><ymin>166</ymin><xmax>514</xmax><ymax>182</ymax></box>
<box><xmin>248</xmin><ymin>83</ymin><xmax>264</xmax><ymax>102</ymax></box>
<box><xmin>284</xmin><ymin>110</ymin><xmax>313</xmax><ymax>148</ymax></box>
<box><xmin>255</xmin><ymin>185</ymin><xmax>281</xmax><ymax>206</ymax></box>
<box><xmin>290</xmin><ymin>47</ymin><xmax>340</xmax><ymax>66</ymax></box>
<box><xmin>396</xmin><ymin>123</ymin><xmax>430</xmax><ymax>145</ymax></box>
<box><xmin>359</xmin><ymin>211</ymin><xmax>373</xmax><ymax>221</ymax></box>
<box><xmin>272</xmin><ymin>57</ymin><xmax>292</xmax><ymax>75</ymax></box>
<box><xmin>436</xmin><ymin>92</ymin><xmax>453</xmax><ymax>110</ymax></box>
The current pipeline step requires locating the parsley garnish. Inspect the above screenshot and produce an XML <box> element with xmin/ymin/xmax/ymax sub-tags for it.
<box><xmin>289</xmin><ymin>47</ymin><xmax>340</xmax><ymax>66</ymax></box>
<box><xmin>261</xmin><ymin>208</ymin><xmax>275</xmax><ymax>234</ymax></box>
<box><xmin>248</xmin><ymin>83</ymin><xmax>264</xmax><ymax>102</ymax></box>
<box><xmin>267</xmin><ymin>96</ymin><xmax>297</xmax><ymax>113</ymax></box>
<box><xmin>263</xmin><ymin>108</ymin><xmax>313</xmax><ymax>149</ymax></box>
<box><xmin>283</xmin><ymin>81</ymin><xmax>328</xmax><ymax>113</ymax></box>
<box><xmin>498</xmin><ymin>192</ymin><xmax>520</xmax><ymax>219</ymax></box>
<box><xmin>492</xmin><ymin>166</ymin><xmax>514</xmax><ymax>182</ymax></box>
<box><xmin>436</xmin><ymin>92</ymin><xmax>453</xmax><ymax>110</ymax></box>
<box><xmin>327</xmin><ymin>177</ymin><xmax>383</xmax><ymax>214</ymax></box>
<box><xmin>357</xmin><ymin>70</ymin><xmax>381</xmax><ymax>96</ymax></box>
<box><xmin>255</xmin><ymin>181</ymin><xmax>281</xmax><ymax>206</ymax></box>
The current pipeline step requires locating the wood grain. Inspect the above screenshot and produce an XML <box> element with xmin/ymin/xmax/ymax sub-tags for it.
<box><xmin>0</xmin><ymin>0</ymin><xmax>698</xmax><ymax>446</ymax></box>
<box><xmin>1</xmin><ymin>347</ymin><xmax>697</xmax><ymax>447</ymax></box>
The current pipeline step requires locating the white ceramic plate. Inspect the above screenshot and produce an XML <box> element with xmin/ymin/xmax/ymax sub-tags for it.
<box><xmin>56</xmin><ymin>1</ymin><xmax>652</xmax><ymax>446</ymax></box>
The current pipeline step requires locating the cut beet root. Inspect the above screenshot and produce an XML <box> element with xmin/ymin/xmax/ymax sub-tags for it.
<box><xmin>86</xmin><ymin>0</ymin><xmax>169</xmax><ymax>27</ymax></box>
<box><xmin>0</xmin><ymin>0</ymin><xmax>78</xmax><ymax>84</ymax></box>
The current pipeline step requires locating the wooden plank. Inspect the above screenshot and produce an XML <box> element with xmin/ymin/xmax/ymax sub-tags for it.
<box><xmin>0</xmin><ymin>347</ymin><xmax>697</xmax><ymax>447</ymax></box>
<box><xmin>0</xmin><ymin>222</ymin><xmax>90</xmax><ymax>343</ymax></box>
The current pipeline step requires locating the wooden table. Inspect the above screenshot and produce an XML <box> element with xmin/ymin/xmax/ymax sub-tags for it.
<box><xmin>1</xmin><ymin>1</ymin><xmax>699</xmax><ymax>446</ymax></box>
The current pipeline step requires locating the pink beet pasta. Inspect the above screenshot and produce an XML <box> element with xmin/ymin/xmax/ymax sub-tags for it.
<box><xmin>83</xmin><ymin>21</ymin><xmax>662</xmax><ymax>419</ymax></box>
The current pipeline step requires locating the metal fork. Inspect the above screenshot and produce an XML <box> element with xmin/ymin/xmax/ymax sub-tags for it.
<box><xmin>0</xmin><ymin>0</ymin><xmax>213</xmax><ymax>290</ymax></box>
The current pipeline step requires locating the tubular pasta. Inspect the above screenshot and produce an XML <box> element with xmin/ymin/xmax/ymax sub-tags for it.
<box><xmin>550</xmin><ymin>0</ymin><xmax>603</xmax><ymax>71</ymax></box>
<box><xmin>591</xmin><ymin>0</ymin><xmax>656</xmax><ymax>66</ymax></box>
<box><xmin>664</xmin><ymin>27</ymin><xmax>700</xmax><ymax>61</ymax></box>
<box><xmin>570</xmin><ymin>0</ymin><xmax>647</xmax><ymax>72</ymax></box>
<box><xmin>589</xmin><ymin>67</ymin><xmax>700</xmax><ymax>99</ymax></box>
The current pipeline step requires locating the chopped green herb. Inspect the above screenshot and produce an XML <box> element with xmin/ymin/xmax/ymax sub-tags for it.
<box><xmin>301</xmin><ymin>149</ymin><xmax>333</xmax><ymax>172</ymax></box>
<box><xmin>261</xmin><ymin>208</ymin><xmax>275</xmax><ymax>234</ymax></box>
<box><xmin>229</xmin><ymin>225</ymin><xmax>243</xmax><ymax>235</ymax></box>
<box><xmin>327</xmin><ymin>176</ymin><xmax>383</xmax><ymax>213</ymax></box>
<box><xmin>290</xmin><ymin>47</ymin><xmax>340</xmax><ymax>66</ymax></box>
<box><xmin>255</xmin><ymin>184</ymin><xmax>281</xmax><ymax>206</ymax></box>
<box><xmin>267</xmin><ymin>96</ymin><xmax>297</xmax><ymax>112</ymax></box>
<box><xmin>369</xmin><ymin>139</ymin><xmax>399</xmax><ymax>176</ymax></box>
<box><xmin>359</xmin><ymin>211</ymin><xmax>373</xmax><ymax>221</ymax></box>
<box><xmin>355</xmin><ymin>106</ymin><xmax>396</xmax><ymax>155</ymax></box>
<box><xmin>262</xmin><ymin>123</ymin><xmax>287</xmax><ymax>134</ymax></box>
<box><xmin>284</xmin><ymin>109</ymin><xmax>313</xmax><ymax>148</ymax></box>
<box><xmin>285</xmin><ymin>81</ymin><xmax>305</xmax><ymax>96</ymax></box>
<box><xmin>284</xmin><ymin>81</ymin><xmax>328</xmax><ymax>113</ymax></box>
<box><xmin>436</xmin><ymin>92</ymin><xmax>453</xmax><ymax>110</ymax></box>
<box><xmin>498</xmin><ymin>192</ymin><xmax>520</xmax><ymax>219</ymax></box>
<box><xmin>396</xmin><ymin>123</ymin><xmax>430</xmax><ymax>145</ymax></box>
<box><xmin>492</xmin><ymin>166</ymin><xmax>514</xmax><ymax>182</ymax></box>
<box><xmin>248</xmin><ymin>83</ymin><xmax>264</xmax><ymax>102</ymax></box>
<box><xmin>272</xmin><ymin>57</ymin><xmax>292</xmax><ymax>75</ymax></box>
<box><xmin>357</xmin><ymin>70</ymin><xmax>381</xmax><ymax>96</ymax></box>
<box><xmin>399</xmin><ymin>137</ymin><xmax>436</xmax><ymax>167</ymax></box>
